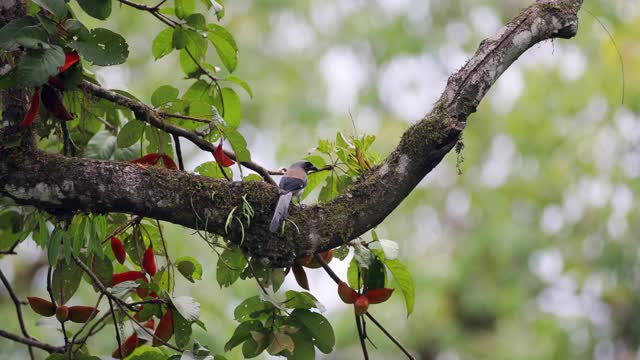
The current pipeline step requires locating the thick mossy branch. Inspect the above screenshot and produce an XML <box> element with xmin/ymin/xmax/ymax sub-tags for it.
<box><xmin>0</xmin><ymin>0</ymin><xmax>583</xmax><ymax>267</ymax></box>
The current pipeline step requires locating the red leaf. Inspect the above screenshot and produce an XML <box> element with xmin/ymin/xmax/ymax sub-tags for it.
<box><xmin>364</xmin><ymin>288</ymin><xmax>394</xmax><ymax>304</ymax></box>
<box><xmin>26</xmin><ymin>296</ymin><xmax>56</xmax><ymax>317</ymax></box>
<box><xmin>143</xmin><ymin>318</ymin><xmax>156</xmax><ymax>330</ymax></box>
<box><xmin>160</xmin><ymin>154</ymin><xmax>178</xmax><ymax>170</ymax></box>
<box><xmin>20</xmin><ymin>88</ymin><xmax>40</xmax><ymax>127</ymax></box>
<box><xmin>337</xmin><ymin>282</ymin><xmax>358</xmax><ymax>304</ymax></box>
<box><xmin>213</xmin><ymin>141</ymin><xmax>235</xmax><ymax>167</ymax></box>
<box><xmin>354</xmin><ymin>295</ymin><xmax>369</xmax><ymax>316</ymax></box>
<box><xmin>110</xmin><ymin>236</ymin><xmax>127</xmax><ymax>264</ymax></box>
<box><xmin>59</xmin><ymin>52</ymin><xmax>79</xmax><ymax>73</ymax></box>
<box><xmin>291</xmin><ymin>263</ymin><xmax>309</xmax><ymax>290</ymax></box>
<box><xmin>130</xmin><ymin>153</ymin><xmax>162</xmax><ymax>166</ymax></box>
<box><xmin>142</xmin><ymin>245</ymin><xmax>157</xmax><ymax>276</ymax></box>
<box><xmin>111</xmin><ymin>271</ymin><xmax>146</xmax><ymax>286</ymax></box>
<box><xmin>41</xmin><ymin>84</ymin><xmax>74</xmax><ymax>120</ymax></box>
<box><xmin>67</xmin><ymin>305</ymin><xmax>99</xmax><ymax>323</ymax></box>
<box><xmin>112</xmin><ymin>332</ymin><xmax>139</xmax><ymax>359</ymax></box>
<box><xmin>153</xmin><ymin>310</ymin><xmax>174</xmax><ymax>346</ymax></box>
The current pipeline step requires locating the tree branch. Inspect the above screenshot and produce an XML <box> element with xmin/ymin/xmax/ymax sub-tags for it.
<box><xmin>0</xmin><ymin>268</ymin><xmax>35</xmax><ymax>359</ymax></box>
<box><xmin>0</xmin><ymin>0</ymin><xmax>584</xmax><ymax>267</ymax></box>
<box><xmin>78</xmin><ymin>81</ymin><xmax>278</xmax><ymax>183</ymax></box>
<box><xmin>0</xmin><ymin>330</ymin><xmax>65</xmax><ymax>354</ymax></box>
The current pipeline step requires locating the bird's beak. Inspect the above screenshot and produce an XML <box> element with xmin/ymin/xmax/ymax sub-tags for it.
<box><xmin>309</xmin><ymin>166</ymin><xmax>319</xmax><ymax>173</ymax></box>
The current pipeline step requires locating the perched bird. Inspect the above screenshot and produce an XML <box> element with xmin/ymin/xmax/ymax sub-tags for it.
<box><xmin>269</xmin><ymin>161</ymin><xmax>318</xmax><ymax>232</ymax></box>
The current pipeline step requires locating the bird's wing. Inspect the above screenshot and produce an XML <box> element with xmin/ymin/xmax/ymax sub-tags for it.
<box><xmin>279</xmin><ymin>176</ymin><xmax>306</xmax><ymax>194</ymax></box>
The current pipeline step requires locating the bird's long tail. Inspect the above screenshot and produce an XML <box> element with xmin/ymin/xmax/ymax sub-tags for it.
<box><xmin>269</xmin><ymin>192</ymin><xmax>293</xmax><ymax>232</ymax></box>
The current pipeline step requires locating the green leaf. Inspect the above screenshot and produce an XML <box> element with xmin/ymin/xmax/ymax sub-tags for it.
<box><xmin>183</xmin><ymin>80</ymin><xmax>213</xmax><ymax>103</ymax></box>
<box><xmin>300</xmin><ymin>170</ymin><xmax>329</xmax><ymax>201</ymax></box>
<box><xmin>271</xmin><ymin>268</ymin><xmax>285</xmax><ymax>292</ymax></box>
<box><xmin>0</xmin><ymin>17</ymin><xmax>38</xmax><ymax>50</ymax></box>
<box><xmin>172</xmin><ymin>27</ymin><xmax>189</xmax><ymax>49</ymax></box>
<box><xmin>127</xmin><ymin>346</ymin><xmax>167</xmax><ymax>360</ymax></box>
<box><xmin>70</xmin><ymin>28</ymin><xmax>129</xmax><ymax>66</ymax></box>
<box><xmin>64</xmin><ymin>19</ymin><xmax>90</xmax><ymax>40</ymax></box>
<box><xmin>333</xmin><ymin>245</ymin><xmax>349</xmax><ymax>260</ymax></box>
<box><xmin>364</xmin><ymin>256</ymin><xmax>386</xmax><ymax>292</ymax></box>
<box><xmin>179</xmin><ymin>48</ymin><xmax>200</xmax><ymax>77</ymax></box>
<box><xmin>207</xmin><ymin>24</ymin><xmax>237</xmax><ymax>73</ymax></box>
<box><xmin>85</xmin><ymin>130</ymin><xmax>117</xmax><ymax>159</ymax></box>
<box><xmin>83</xmin><ymin>253</ymin><xmax>113</xmax><ymax>291</ymax></box>
<box><xmin>33</xmin><ymin>216</ymin><xmax>49</xmax><ymax>248</ymax></box>
<box><xmin>380</xmin><ymin>256</ymin><xmax>415</xmax><ymax>316</ymax></box>
<box><xmin>216</xmin><ymin>247</ymin><xmax>247</xmax><ymax>287</ymax></box>
<box><xmin>186</xmin><ymin>13</ymin><xmax>206</xmax><ymax>30</ymax></box>
<box><xmin>35</xmin><ymin>0</ymin><xmax>67</xmax><ymax>18</ymax></box>
<box><xmin>223</xmin><ymin>128</ymin><xmax>251</xmax><ymax>162</ymax></box>
<box><xmin>76</xmin><ymin>0</ymin><xmax>112</xmax><ymax>20</ymax></box>
<box><xmin>224</xmin><ymin>320</ymin><xmax>264</xmax><ymax>352</ymax></box>
<box><xmin>225</xmin><ymin>75</ymin><xmax>253</xmax><ymax>98</ymax></box>
<box><xmin>174</xmin><ymin>309</ymin><xmax>193</xmax><ymax>348</ymax></box>
<box><xmin>221</xmin><ymin>87</ymin><xmax>241</xmax><ymax>127</ymax></box>
<box><xmin>318</xmin><ymin>174</ymin><xmax>338</xmax><ymax>202</ymax></box>
<box><xmin>289</xmin><ymin>329</ymin><xmax>315</xmax><ymax>360</ymax></box>
<box><xmin>289</xmin><ymin>309</ymin><xmax>335</xmax><ymax>354</ymax></box>
<box><xmin>176</xmin><ymin>256</ymin><xmax>203</xmax><ymax>282</ymax></box>
<box><xmin>151</xmin><ymin>85</ymin><xmax>179</xmax><ymax>107</ymax></box>
<box><xmin>347</xmin><ymin>257</ymin><xmax>359</xmax><ymax>289</ymax></box>
<box><xmin>283</xmin><ymin>291</ymin><xmax>322</xmax><ymax>310</ymax></box>
<box><xmin>233</xmin><ymin>296</ymin><xmax>272</xmax><ymax>322</ymax></box>
<box><xmin>175</xmin><ymin>0</ymin><xmax>195</xmax><ymax>19</ymax></box>
<box><xmin>12</xmin><ymin>46</ymin><xmax>65</xmax><ymax>87</ymax></box>
<box><xmin>52</xmin><ymin>259</ymin><xmax>83</xmax><ymax>304</ymax></box>
<box><xmin>116</xmin><ymin>120</ymin><xmax>145</xmax><ymax>148</ymax></box>
<box><xmin>152</xmin><ymin>28</ymin><xmax>174</xmax><ymax>60</ymax></box>
<box><xmin>194</xmin><ymin>161</ymin><xmax>232</xmax><ymax>179</ymax></box>
<box><xmin>48</xmin><ymin>228</ymin><xmax>62</xmax><ymax>266</ymax></box>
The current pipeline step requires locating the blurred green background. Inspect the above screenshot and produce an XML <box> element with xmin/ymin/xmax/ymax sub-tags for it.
<box><xmin>2</xmin><ymin>0</ymin><xmax>640</xmax><ymax>358</ymax></box>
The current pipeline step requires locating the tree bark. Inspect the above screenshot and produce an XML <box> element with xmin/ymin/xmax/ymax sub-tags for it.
<box><xmin>0</xmin><ymin>0</ymin><xmax>584</xmax><ymax>266</ymax></box>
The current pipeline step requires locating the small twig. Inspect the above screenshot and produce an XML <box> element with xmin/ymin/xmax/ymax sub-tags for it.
<box><xmin>156</xmin><ymin>219</ymin><xmax>174</xmax><ymax>295</ymax></box>
<box><xmin>160</xmin><ymin>111</ymin><xmax>213</xmax><ymax>123</ymax></box>
<box><xmin>313</xmin><ymin>253</ymin><xmax>341</xmax><ymax>284</ymax></box>
<box><xmin>0</xmin><ymin>268</ymin><xmax>35</xmax><ymax>359</ymax></box>
<box><xmin>355</xmin><ymin>311</ymin><xmax>369</xmax><ymax>360</ymax></box>
<box><xmin>46</xmin><ymin>266</ymin><xmax>70</xmax><ymax>350</ymax></box>
<box><xmin>171</xmin><ymin>134</ymin><xmax>185</xmax><ymax>171</ymax></box>
<box><xmin>70</xmin><ymin>293</ymin><xmax>104</xmax><ymax>352</ymax></box>
<box><xmin>365</xmin><ymin>313</ymin><xmax>415</xmax><ymax>359</ymax></box>
<box><xmin>108</xmin><ymin>297</ymin><xmax>124</xmax><ymax>359</ymax></box>
<box><xmin>101</xmin><ymin>215</ymin><xmax>142</xmax><ymax>244</ymax></box>
<box><xmin>59</xmin><ymin>120</ymin><xmax>77</xmax><ymax>157</ymax></box>
<box><xmin>0</xmin><ymin>330</ymin><xmax>64</xmax><ymax>354</ymax></box>
<box><xmin>245</xmin><ymin>259</ymin><xmax>269</xmax><ymax>296</ymax></box>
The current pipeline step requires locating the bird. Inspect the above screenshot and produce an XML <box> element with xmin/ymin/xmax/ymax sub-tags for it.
<box><xmin>269</xmin><ymin>160</ymin><xmax>318</xmax><ymax>232</ymax></box>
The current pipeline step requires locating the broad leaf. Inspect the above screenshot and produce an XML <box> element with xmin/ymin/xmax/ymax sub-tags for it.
<box><xmin>221</xmin><ymin>87</ymin><xmax>241</xmax><ymax>127</ymax></box>
<box><xmin>116</xmin><ymin>120</ymin><xmax>145</xmax><ymax>148</ymax></box>
<box><xmin>289</xmin><ymin>309</ymin><xmax>335</xmax><ymax>354</ymax></box>
<box><xmin>151</xmin><ymin>85</ymin><xmax>180</xmax><ymax>107</ymax></box>
<box><xmin>52</xmin><ymin>259</ymin><xmax>83</xmax><ymax>304</ymax></box>
<box><xmin>152</xmin><ymin>28</ymin><xmax>174</xmax><ymax>60</ymax></box>
<box><xmin>216</xmin><ymin>247</ymin><xmax>247</xmax><ymax>287</ymax></box>
<box><xmin>76</xmin><ymin>0</ymin><xmax>112</xmax><ymax>20</ymax></box>
<box><xmin>35</xmin><ymin>0</ymin><xmax>67</xmax><ymax>18</ymax></box>
<box><xmin>70</xmin><ymin>28</ymin><xmax>128</xmax><ymax>66</ymax></box>
<box><xmin>176</xmin><ymin>256</ymin><xmax>203</xmax><ymax>283</ymax></box>
<box><xmin>207</xmin><ymin>24</ymin><xmax>237</xmax><ymax>73</ymax></box>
